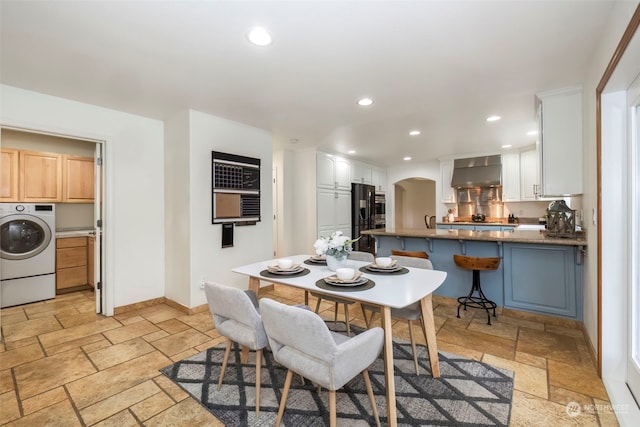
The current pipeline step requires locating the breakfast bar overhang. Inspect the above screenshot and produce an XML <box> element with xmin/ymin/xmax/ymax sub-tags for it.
<box><xmin>363</xmin><ymin>228</ymin><xmax>587</xmax><ymax>321</ymax></box>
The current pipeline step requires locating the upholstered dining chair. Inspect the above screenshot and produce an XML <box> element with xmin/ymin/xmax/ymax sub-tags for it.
<box><xmin>309</xmin><ymin>250</ymin><xmax>374</xmax><ymax>336</ymax></box>
<box><xmin>259</xmin><ymin>298</ymin><xmax>383</xmax><ymax>427</ymax></box>
<box><xmin>360</xmin><ymin>255</ymin><xmax>434</xmax><ymax>375</ymax></box>
<box><xmin>203</xmin><ymin>282</ymin><xmax>268</xmax><ymax>416</ymax></box>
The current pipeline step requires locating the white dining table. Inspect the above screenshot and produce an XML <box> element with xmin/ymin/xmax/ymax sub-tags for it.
<box><xmin>232</xmin><ymin>254</ymin><xmax>447</xmax><ymax>427</ymax></box>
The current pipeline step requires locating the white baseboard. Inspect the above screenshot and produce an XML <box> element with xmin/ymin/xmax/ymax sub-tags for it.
<box><xmin>602</xmin><ymin>378</ymin><xmax>640</xmax><ymax>426</ymax></box>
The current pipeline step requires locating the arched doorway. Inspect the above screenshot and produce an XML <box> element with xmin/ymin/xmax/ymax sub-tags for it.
<box><xmin>394</xmin><ymin>178</ymin><xmax>436</xmax><ymax>229</ymax></box>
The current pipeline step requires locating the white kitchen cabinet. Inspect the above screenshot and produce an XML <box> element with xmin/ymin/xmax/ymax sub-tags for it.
<box><xmin>372</xmin><ymin>167</ymin><xmax>387</xmax><ymax>193</ymax></box>
<box><xmin>501</xmin><ymin>153</ymin><xmax>521</xmax><ymax>201</ymax></box>
<box><xmin>520</xmin><ymin>147</ymin><xmax>539</xmax><ymax>200</ymax></box>
<box><xmin>439</xmin><ymin>160</ymin><xmax>456</xmax><ymax>203</ymax></box>
<box><xmin>317</xmin><ymin>188</ymin><xmax>351</xmax><ymax>239</ymax></box>
<box><xmin>351</xmin><ymin>161</ymin><xmax>372</xmax><ymax>184</ymax></box>
<box><xmin>317</xmin><ymin>152</ymin><xmax>351</xmax><ymax>190</ymax></box>
<box><xmin>536</xmin><ymin>87</ymin><xmax>583</xmax><ymax>196</ymax></box>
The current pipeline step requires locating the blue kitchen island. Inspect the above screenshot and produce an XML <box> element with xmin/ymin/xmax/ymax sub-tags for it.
<box><xmin>361</xmin><ymin>227</ymin><xmax>587</xmax><ymax>321</ymax></box>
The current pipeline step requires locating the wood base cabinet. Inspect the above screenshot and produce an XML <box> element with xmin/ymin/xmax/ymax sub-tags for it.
<box><xmin>56</xmin><ymin>237</ymin><xmax>88</xmax><ymax>291</ymax></box>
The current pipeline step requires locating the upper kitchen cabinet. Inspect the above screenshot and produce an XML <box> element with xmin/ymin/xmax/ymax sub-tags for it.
<box><xmin>520</xmin><ymin>147</ymin><xmax>539</xmax><ymax>200</ymax></box>
<box><xmin>501</xmin><ymin>153</ymin><xmax>521</xmax><ymax>201</ymax></box>
<box><xmin>371</xmin><ymin>167</ymin><xmax>387</xmax><ymax>193</ymax></box>
<box><xmin>19</xmin><ymin>150</ymin><xmax>63</xmax><ymax>202</ymax></box>
<box><xmin>439</xmin><ymin>160</ymin><xmax>456</xmax><ymax>203</ymax></box>
<box><xmin>351</xmin><ymin>161</ymin><xmax>372</xmax><ymax>184</ymax></box>
<box><xmin>316</xmin><ymin>152</ymin><xmax>351</xmax><ymax>190</ymax></box>
<box><xmin>62</xmin><ymin>155</ymin><xmax>95</xmax><ymax>203</ymax></box>
<box><xmin>1</xmin><ymin>148</ymin><xmax>19</xmax><ymax>202</ymax></box>
<box><xmin>536</xmin><ymin>87</ymin><xmax>583</xmax><ymax>196</ymax></box>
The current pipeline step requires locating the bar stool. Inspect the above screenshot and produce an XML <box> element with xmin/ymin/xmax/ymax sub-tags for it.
<box><xmin>391</xmin><ymin>249</ymin><xmax>429</xmax><ymax>259</ymax></box>
<box><xmin>453</xmin><ymin>254</ymin><xmax>501</xmax><ymax>325</ymax></box>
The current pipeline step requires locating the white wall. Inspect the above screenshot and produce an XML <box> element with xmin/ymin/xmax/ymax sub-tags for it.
<box><xmin>1</xmin><ymin>85</ymin><xmax>165</xmax><ymax>311</ymax></box>
<box><xmin>164</xmin><ymin>110</ymin><xmax>192</xmax><ymax>307</ymax></box>
<box><xmin>188</xmin><ymin>110</ymin><xmax>273</xmax><ymax>307</ymax></box>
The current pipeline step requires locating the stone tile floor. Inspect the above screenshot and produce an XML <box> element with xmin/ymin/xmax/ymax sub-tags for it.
<box><xmin>0</xmin><ymin>287</ymin><xmax>619</xmax><ymax>426</ymax></box>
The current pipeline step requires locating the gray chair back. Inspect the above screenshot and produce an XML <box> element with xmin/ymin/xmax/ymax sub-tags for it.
<box><xmin>348</xmin><ymin>251</ymin><xmax>375</xmax><ymax>262</ymax></box>
<box><xmin>204</xmin><ymin>282</ymin><xmax>268</xmax><ymax>350</ymax></box>
<box><xmin>390</xmin><ymin>255</ymin><xmax>433</xmax><ymax>270</ymax></box>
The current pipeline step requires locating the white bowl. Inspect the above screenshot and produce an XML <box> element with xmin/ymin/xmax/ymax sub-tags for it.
<box><xmin>336</xmin><ymin>267</ymin><xmax>355</xmax><ymax>281</ymax></box>
<box><xmin>375</xmin><ymin>257</ymin><xmax>392</xmax><ymax>267</ymax></box>
<box><xmin>277</xmin><ymin>258</ymin><xmax>293</xmax><ymax>269</ymax></box>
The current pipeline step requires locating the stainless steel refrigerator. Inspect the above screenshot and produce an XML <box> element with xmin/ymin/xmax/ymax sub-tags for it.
<box><xmin>351</xmin><ymin>183</ymin><xmax>376</xmax><ymax>254</ymax></box>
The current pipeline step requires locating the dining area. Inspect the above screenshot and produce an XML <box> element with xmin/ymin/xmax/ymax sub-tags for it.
<box><xmin>228</xmin><ymin>250</ymin><xmax>448</xmax><ymax>426</ymax></box>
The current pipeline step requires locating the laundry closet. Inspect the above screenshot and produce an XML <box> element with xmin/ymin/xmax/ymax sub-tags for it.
<box><xmin>0</xmin><ymin>128</ymin><xmax>98</xmax><ymax>307</ymax></box>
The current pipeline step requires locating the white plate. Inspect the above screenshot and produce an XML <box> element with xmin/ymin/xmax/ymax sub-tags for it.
<box><xmin>267</xmin><ymin>265</ymin><xmax>303</xmax><ymax>274</ymax></box>
<box><xmin>324</xmin><ymin>276</ymin><xmax>368</xmax><ymax>287</ymax></box>
<box><xmin>366</xmin><ymin>265</ymin><xmax>402</xmax><ymax>273</ymax></box>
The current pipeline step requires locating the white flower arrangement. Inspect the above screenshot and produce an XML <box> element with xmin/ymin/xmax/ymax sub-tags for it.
<box><xmin>313</xmin><ymin>231</ymin><xmax>360</xmax><ymax>260</ymax></box>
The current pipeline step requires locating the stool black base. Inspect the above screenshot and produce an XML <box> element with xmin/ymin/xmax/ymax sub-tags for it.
<box><xmin>456</xmin><ymin>270</ymin><xmax>497</xmax><ymax>325</ymax></box>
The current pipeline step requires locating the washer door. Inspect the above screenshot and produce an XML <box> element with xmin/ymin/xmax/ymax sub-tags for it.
<box><xmin>0</xmin><ymin>214</ymin><xmax>53</xmax><ymax>260</ymax></box>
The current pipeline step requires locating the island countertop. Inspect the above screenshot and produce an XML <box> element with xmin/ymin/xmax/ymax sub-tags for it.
<box><xmin>361</xmin><ymin>227</ymin><xmax>587</xmax><ymax>246</ymax></box>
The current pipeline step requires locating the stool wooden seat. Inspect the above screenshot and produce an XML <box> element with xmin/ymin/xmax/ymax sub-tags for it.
<box><xmin>453</xmin><ymin>254</ymin><xmax>501</xmax><ymax>325</ymax></box>
<box><xmin>390</xmin><ymin>249</ymin><xmax>429</xmax><ymax>259</ymax></box>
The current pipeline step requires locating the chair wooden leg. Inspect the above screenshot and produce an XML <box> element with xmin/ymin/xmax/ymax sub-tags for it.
<box><xmin>407</xmin><ymin>320</ymin><xmax>420</xmax><ymax>375</ymax></box>
<box><xmin>362</xmin><ymin>369</ymin><xmax>381</xmax><ymax>427</ymax></box>
<box><xmin>255</xmin><ymin>349</ymin><xmax>262</xmax><ymax>416</ymax></box>
<box><xmin>329</xmin><ymin>389</ymin><xmax>337</xmax><ymax>427</ymax></box>
<box><xmin>275</xmin><ymin>369</ymin><xmax>293</xmax><ymax>427</ymax></box>
<box><xmin>361</xmin><ymin>305</ymin><xmax>371</xmax><ymax>328</ymax></box>
<box><xmin>218</xmin><ymin>340</ymin><xmax>232</xmax><ymax>390</ymax></box>
<box><xmin>344</xmin><ymin>304</ymin><xmax>351</xmax><ymax>336</ymax></box>
<box><xmin>333</xmin><ymin>302</ymin><xmax>339</xmax><ymax>325</ymax></box>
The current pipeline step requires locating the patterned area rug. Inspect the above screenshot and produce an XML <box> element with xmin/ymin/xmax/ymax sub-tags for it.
<box><xmin>160</xmin><ymin>324</ymin><xmax>514</xmax><ymax>426</ymax></box>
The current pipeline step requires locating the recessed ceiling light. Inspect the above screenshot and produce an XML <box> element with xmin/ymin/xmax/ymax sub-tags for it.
<box><xmin>347</xmin><ymin>150</ymin><xmax>356</xmax><ymax>154</ymax></box>
<box><xmin>403</xmin><ymin>156</ymin><xmax>412</xmax><ymax>161</ymax></box>
<box><xmin>527</xmin><ymin>130</ymin><xmax>539</xmax><ymax>136</ymax></box>
<box><xmin>409</xmin><ymin>130</ymin><xmax>421</xmax><ymax>136</ymax></box>
<box><xmin>247</xmin><ymin>27</ymin><xmax>272</xmax><ymax>46</ymax></box>
<box><xmin>358</xmin><ymin>98</ymin><xmax>373</xmax><ymax>106</ymax></box>
<box><xmin>486</xmin><ymin>115</ymin><xmax>501</xmax><ymax>122</ymax></box>
<box><xmin>502</xmin><ymin>144</ymin><xmax>512</xmax><ymax>149</ymax></box>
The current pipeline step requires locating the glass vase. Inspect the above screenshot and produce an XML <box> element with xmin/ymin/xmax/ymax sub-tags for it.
<box><xmin>326</xmin><ymin>254</ymin><xmax>348</xmax><ymax>271</ymax></box>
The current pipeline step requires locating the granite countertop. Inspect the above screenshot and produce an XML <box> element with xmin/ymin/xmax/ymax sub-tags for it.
<box><xmin>361</xmin><ymin>227</ymin><xmax>587</xmax><ymax>246</ymax></box>
<box><xmin>437</xmin><ymin>221</ymin><xmax>517</xmax><ymax>226</ymax></box>
<box><xmin>56</xmin><ymin>228</ymin><xmax>96</xmax><ymax>238</ymax></box>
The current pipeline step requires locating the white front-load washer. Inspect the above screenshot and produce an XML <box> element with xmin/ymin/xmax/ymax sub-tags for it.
<box><xmin>0</xmin><ymin>203</ymin><xmax>56</xmax><ymax>308</ymax></box>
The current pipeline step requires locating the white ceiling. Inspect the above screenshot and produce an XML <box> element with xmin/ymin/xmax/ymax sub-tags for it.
<box><xmin>0</xmin><ymin>1</ymin><xmax>616</xmax><ymax>166</ymax></box>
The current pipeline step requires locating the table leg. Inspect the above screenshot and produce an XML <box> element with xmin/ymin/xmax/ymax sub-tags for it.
<box><xmin>248</xmin><ymin>276</ymin><xmax>260</xmax><ymax>295</ymax></box>
<box><xmin>419</xmin><ymin>293</ymin><xmax>440</xmax><ymax>377</ymax></box>
<box><xmin>381</xmin><ymin>306</ymin><xmax>397</xmax><ymax>427</ymax></box>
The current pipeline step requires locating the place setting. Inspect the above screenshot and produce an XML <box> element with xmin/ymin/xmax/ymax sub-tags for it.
<box><xmin>304</xmin><ymin>254</ymin><xmax>327</xmax><ymax>266</ymax></box>
<box><xmin>260</xmin><ymin>258</ymin><xmax>310</xmax><ymax>278</ymax></box>
<box><xmin>315</xmin><ymin>267</ymin><xmax>375</xmax><ymax>292</ymax></box>
<box><xmin>359</xmin><ymin>256</ymin><xmax>409</xmax><ymax>275</ymax></box>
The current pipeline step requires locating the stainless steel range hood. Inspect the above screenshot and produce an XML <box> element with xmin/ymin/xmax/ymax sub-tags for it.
<box><xmin>450</xmin><ymin>155</ymin><xmax>502</xmax><ymax>188</ymax></box>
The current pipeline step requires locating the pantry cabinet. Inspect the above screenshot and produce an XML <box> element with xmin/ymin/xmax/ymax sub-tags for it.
<box><xmin>62</xmin><ymin>155</ymin><xmax>95</xmax><ymax>203</ymax></box>
<box><xmin>0</xmin><ymin>148</ymin><xmax>19</xmax><ymax>202</ymax></box>
<box><xmin>19</xmin><ymin>150</ymin><xmax>63</xmax><ymax>202</ymax></box>
<box><xmin>317</xmin><ymin>188</ymin><xmax>351</xmax><ymax>239</ymax></box>
<box><xmin>56</xmin><ymin>237</ymin><xmax>89</xmax><ymax>291</ymax></box>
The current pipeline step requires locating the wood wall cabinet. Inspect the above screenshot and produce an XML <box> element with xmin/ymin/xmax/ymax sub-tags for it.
<box><xmin>0</xmin><ymin>148</ymin><xmax>19</xmax><ymax>202</ymax></box>
<box><xmin>20</xmin><ymin>150</ymin><xmax>63</xmax><ymax>202</ymax></box>
<box><xmin>62</xmin><ymin>155</ymin><xmax>95</xmax><ymax>202</ymax></box>
<box><xmin>56</xmin><ymin>237</ymin><xmax>88</xmax><ymax>291</ymax></box>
